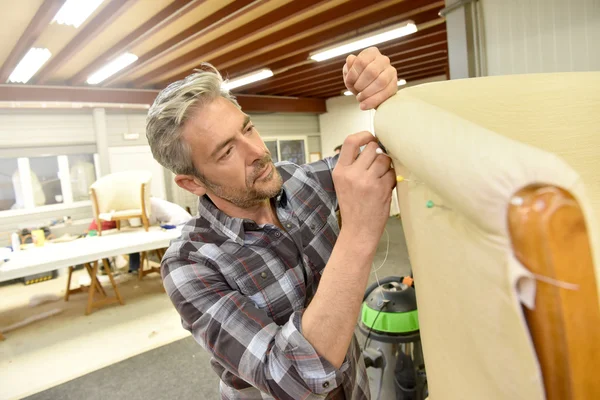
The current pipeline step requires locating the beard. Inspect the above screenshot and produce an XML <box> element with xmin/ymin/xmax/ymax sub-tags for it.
<box><xmin>200</xmin><ymin>154</ymin><xmax>283</xmax><ymax>208</ymax></box>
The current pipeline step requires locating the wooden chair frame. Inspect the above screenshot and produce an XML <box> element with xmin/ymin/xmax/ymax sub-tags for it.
<box><xmin>90</xmin><ymin>182</ymin><xmax>150</xmax><ymax>236</ymax></box>
<box><xmin>508</xmin><ymin>184</ymin><xmax>600</xmax><ymax>399</ymax></box>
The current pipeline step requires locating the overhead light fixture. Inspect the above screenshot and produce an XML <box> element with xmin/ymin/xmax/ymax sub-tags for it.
<box><xmin>310</xmin><ymin>21</ymin><xmax>418</xmax><ymax>62</ymax></box>
<box><xmin>53</xmin><ymin>0</ymin><xmax>105</xmax><ymax>28</ymax></box>
<box><xmin>8</xmin><ymin>48</ymin><xmax>52</xmax><ymax>83</ymax></box>
<box><xmin>222</xmin><ymin>69</ymin><xmax>273</xmax><ymax>91</ymax></box>
<box><xmin>87</xmin><ymin>53</ymin><xmax>138</xmax><ymax>84</ymax></box>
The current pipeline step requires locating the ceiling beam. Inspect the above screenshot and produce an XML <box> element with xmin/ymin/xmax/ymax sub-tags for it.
<box><xmin>68</xmin><ymin>0</ymin><xmax>203</xmax><ymax>86</ymax></box>
<box><xmin>316</xmin><ymin>69</ymin><xmax>447</xmax><ymax>98</ymax></box>
<box><xmin>294</xmin><ymin>64</ymin><xmax>448</xmax><ymax>97</ymax></box>
<box><xmin>102</xmin><ymin>0</ymin><xmax>265</xmax><ymax>87</ymax></box>
<box><xmin>156</xmin><ymin>1</ymin><xmax>444</xmax><ymax>88</ymax></box>
<box><xmin>242</xmin><ymin>29</ymin><xmax>447</xmax><ymax>94</ymax></box>
<box><xmin>209</xmin><ymin>0</ymin><xmax>401</xmax><ymax>72</ymax></box>
<box><xmin>268</xmin><ymin>54</ymin><xmax>448</xmax><ymax>96</ymax></box>
<box><xmin>0</xmin><ymin>0</ymin><xmax>66</xmax><ymax>83</ymax></box>
<box><xmin>130</xmin><ymin>0</ymin><xmax>331</xmax><ymax>88</ymax></box>
<box><xmin>258</xmin><ymin>42</ymin><xmax>448</xmax><ymax>95</ymax></box>
<box><xmin>0</xmin><ymin>85</ymin><xmax>326</xmax><ymax>113</ymax></box>
<box><xmin>276</xmin><ymin>58</ymin><xmax>449</xmax><ymax>97</ymax></box>
<box><xmin>236</xmin><ymin>95</ymin><xmax>326</xmax><ymax>113</ymax></box>
<box><xmin>222</xmin><ymin>3</ymin><xmax>444</xmax><ymax>78</ymax></box>
<box><xmin>34</xmin><ymin>0</ymin><xmax>136</xmax><ymax>84</ymax></box>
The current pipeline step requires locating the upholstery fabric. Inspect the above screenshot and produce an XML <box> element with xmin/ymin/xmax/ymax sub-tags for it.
<box><xmin>373</xmin><ymin>72</ymin><xmax>599</xmax><ymax>400</ymax></box>
<box><xmin>91</xmin><ymin>170</ymin><xmax>152</xmax><ymax>219</ymax></box>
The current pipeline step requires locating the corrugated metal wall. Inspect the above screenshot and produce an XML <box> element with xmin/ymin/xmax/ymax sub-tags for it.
<box><xmin>483</xmin><ymin>0</ymin><xmax>600</xmax><ymax>75</ymax></box>
<box><xmin>0</xmin><ymin>110</ymin><xmax>95</xmax><ymax>147</ymax></box>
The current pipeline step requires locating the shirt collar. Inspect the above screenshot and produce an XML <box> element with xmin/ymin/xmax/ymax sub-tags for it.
<box><xmin>197</xmin><ymin>187</ymin><xmax>288</xmax><ymax>244</ymax></box>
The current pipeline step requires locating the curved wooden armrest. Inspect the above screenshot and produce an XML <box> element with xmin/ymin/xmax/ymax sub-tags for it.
<box><xmin>508</xmin><ymin>185</ymin><xmax>600</xmax><ymax>399</ymax></box>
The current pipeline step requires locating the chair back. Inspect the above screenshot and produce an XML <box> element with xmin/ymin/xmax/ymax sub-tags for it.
<box><xmin>374</xmin><ymin>72</ymin><xmax>600</xmax><ymax>399</ymax></box>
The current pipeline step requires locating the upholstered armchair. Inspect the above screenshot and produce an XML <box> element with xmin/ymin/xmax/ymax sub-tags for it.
<box><xmin>89</xmin><ymin>171</ymin><xmax>152</xmax><ymax>236</ymax></box>
<box><xmin>374</xmin><ymin>72</ymin><xmax>599</xmax><ymax>399</ymax></box>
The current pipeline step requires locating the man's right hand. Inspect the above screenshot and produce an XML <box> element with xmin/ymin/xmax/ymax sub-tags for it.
<box><xmin>332</xmin><ymin>132</ymin><xmax>396</xmax><ymax>245</ymax></box>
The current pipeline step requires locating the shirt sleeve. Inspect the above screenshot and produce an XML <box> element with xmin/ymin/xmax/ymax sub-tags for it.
<box><xmin>301</xmin><ymin>155</ymin><xmax>339</xmax><ymax>212</ymax></box>
<box><xmin>162</xmin><ymin>254</ymin><xmax>349</xmax><ymax>399</ymax></box>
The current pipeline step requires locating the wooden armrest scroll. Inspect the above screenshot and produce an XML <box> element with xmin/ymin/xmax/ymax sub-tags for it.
<box><xmin>508</xmin><ymin>185</ymin><xmax>600</xmax><ymax>399</ymax></box>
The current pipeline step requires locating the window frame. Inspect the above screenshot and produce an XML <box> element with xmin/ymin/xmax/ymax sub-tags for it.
<box><xmin>261</xmin><ymin>136</ymin><xmax>309</xmax><ymax>165</ymax></box>
<box><xmin>0</xmin><ymin>152</ymin><xmax>100</xmax><ymax>217</ymax></box>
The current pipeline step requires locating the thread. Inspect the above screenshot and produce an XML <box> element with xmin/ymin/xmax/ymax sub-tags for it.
<box><xmin>532</xmin><ymin>273</ymin><xmax>580</xmax><ymax>291</ymax></box>
<box><xmin>371</xmin><ymin>228</ymin><xmax>390</xmax><ymax>288</ymax></box>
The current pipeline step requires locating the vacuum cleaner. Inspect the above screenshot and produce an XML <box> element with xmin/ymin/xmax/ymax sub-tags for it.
<box><xmin>359</xmin><ymin>276</ymin><xmax>427</xmax><ymax>400</ymax></box>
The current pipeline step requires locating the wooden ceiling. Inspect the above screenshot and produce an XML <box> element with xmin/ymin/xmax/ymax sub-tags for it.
<box><xmin>0</xmin><ymin>0</ymin><xmax>448</xmax><ymax>110</ymax></box>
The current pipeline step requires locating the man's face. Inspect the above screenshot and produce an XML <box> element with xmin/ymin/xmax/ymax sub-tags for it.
<box><xmin>181</xmin><ymin>97</ymin><xmax>282</xmax><ymax>208</ymax></box>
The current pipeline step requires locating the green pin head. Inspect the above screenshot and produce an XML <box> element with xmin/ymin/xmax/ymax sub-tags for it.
<box><xmin>426</xmin><ymin>200</ymin><xmax>435</xmax><ymax>208</ymax></box>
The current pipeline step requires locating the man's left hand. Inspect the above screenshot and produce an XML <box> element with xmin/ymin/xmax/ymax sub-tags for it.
<box><xmin>343</xmin><ymin>47</ymin><xmax>398</xmax><ymax>110</ymax></box>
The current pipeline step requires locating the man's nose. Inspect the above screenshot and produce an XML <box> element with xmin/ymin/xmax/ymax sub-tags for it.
<box><xmin>245</xmin><ymin>139</ymin><xmax>267</xmax><ymax>165</ymax></box>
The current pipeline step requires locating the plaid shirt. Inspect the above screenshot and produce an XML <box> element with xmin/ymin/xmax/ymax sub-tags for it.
<box><xmin>162</xmin><ymin>157</ymin><xmax>370</xmax><ymax>400</ymax></box>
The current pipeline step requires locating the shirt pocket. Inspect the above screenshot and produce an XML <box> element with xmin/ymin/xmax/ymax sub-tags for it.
<box><xmin>299</xmin><ymin>204</ymin><xmax>329</xmax><ymax>247</ymax></box>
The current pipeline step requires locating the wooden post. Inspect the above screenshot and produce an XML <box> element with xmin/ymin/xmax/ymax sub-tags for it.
<box><xmin>508</xmin><ymin>185</ymin><xmax>600</xmax><ymax>399</ymax></box>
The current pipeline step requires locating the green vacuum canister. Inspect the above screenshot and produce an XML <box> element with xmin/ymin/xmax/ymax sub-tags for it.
<box><xmin>361</xmin><ymin>280</ymin><xmax>419</xmax><ymax>342</ymax></box>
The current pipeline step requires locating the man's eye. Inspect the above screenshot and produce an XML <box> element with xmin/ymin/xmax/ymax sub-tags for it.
<box><xmin>221</xmin><ymin>147</ymin><xmax>233</xmax><ymax>159</ymax></box>
<box><xmin>246</xmin><ymin>125</ymin><xmax>254</xmax><ymax>133</ymax></box>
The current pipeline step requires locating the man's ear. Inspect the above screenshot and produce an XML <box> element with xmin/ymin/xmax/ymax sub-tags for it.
<box><xmin>174</xmin><ymin>174</ymin><xmax>207</xmax><ymax>197</ymax></box>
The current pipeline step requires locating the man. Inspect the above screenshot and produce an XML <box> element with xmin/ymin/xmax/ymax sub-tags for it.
<box><xmin>146</xmin><ymin>47</ymin><xmax>397</xmax><ymax>399</ymax></box>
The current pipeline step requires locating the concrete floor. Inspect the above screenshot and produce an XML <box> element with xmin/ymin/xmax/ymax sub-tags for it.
<box><xmin>26</xmin><ymin>217</ymin><xmax>412</xmax><ymax>400</ymax></box>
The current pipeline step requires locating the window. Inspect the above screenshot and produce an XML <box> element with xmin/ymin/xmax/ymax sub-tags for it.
<box><xmin>0</xmin><ymin>158</ymin><xmax>18</xmax><ymax>211</ymax></box>
<box><xmin>264</xmin><ymin>140</ymin><xmax>279</xmax><ymax>163</ymax></box>
<box><xmin>262</xmin><ymin>137</ymin><xmax>308</xmax><ymax>165</ymax></box>
<box><xmin>68</xmin><ymin>154</ymin><xmax>97</xmax><ymax>201</ymax></box>
<box><xmin>0</xmin><ymin>152</ymin><xmax>99</xmax><ymax>215</ymax></box>
<box><xmin>29</xmin><ymin>156</ymin><xmax>63</xmax><ymax>205</ymax></box>
<box><xmin>280</xmin><ymin>139</ymin><xmax>306</xmax><ymax>165</ymax></box>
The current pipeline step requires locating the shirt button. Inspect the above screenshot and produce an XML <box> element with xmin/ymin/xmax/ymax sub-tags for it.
<box><xmin>274</xmin><ymin>231</ymin><xmax>281</xmax><ymax>237</ymax></box>
<box><xmin>260</xmin><ymin>272</ymin><xmax>267</xmax><ymax>279</ymax></box>
<box><xmin>309</xmin><ymin>224</ymin><xmax>315</xmax><ymax>230</ymax></box>
<box><xmin>286</xmin><ymin>223</ymin><xmax>292</xmax><ymax>229</ymax></box>
<box><xmin>322</xmin><ymin>381</ymin><xmax>329</xmax><ymax>388</ymax></box>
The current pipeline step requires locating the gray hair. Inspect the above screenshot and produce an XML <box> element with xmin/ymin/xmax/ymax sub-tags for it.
<box><xmin>146</xmin><ymin>63</ymin><xmax>240</xmax><ymax>176</ymax></box>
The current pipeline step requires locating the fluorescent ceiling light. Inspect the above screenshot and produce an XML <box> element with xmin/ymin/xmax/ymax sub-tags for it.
<box><xmin>343</xmin><ymin>90</ymin><xmax>353</xmax><ymax>96</ymax></box>
<box><xmin>8</xmin><ymin>48</ymin><xmax>52</xmax><ymax>83</ymax></box>
<box><xmin>222</xmin><ymin>69</ymin><xmax>273</xmax><ymax>91</ymax></box>
<box><xmin>310</xmin><ymin>21</ymin><xmax>418</xmax><ymax>62</ymax></box>
<box><xmin>398</xmin><ymin>79</ymin><xmax>407</xmax><ymax>86</ymax></box>
<box><xmin>53</xmin><ymin>0</ymin><xmax>105</xmax><ymax>28</ymax></box>
<box><xmin>87</xmin><ymin>53</ymin><xmax>138</xmax><ymax>84</ymax></box>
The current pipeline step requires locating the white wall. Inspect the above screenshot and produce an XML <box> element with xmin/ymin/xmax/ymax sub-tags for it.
<box><xmin>319</xmin><ymin>75</ymin><xmax>447</xmax><ymax>158</ymax></box>
<box><xmin>483</xmin><ymin>0</ymin><xmax>600</xmax><ymax>75</ymax></box>
<box><xmin>319</xmin><ymin>97</ymin><xmax>375</xmax><ymax>159</ymax></box>
<box><xmin>0</xmin><ymin>109</ymin><xmax>322</xmax><ymax>241</ymax></box>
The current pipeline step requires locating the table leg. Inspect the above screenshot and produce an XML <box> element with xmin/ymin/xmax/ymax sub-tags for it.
<box><xmin>85</xmin><ymin>261</ymin><xmax>99</xmax><ymax>315</ymax></box>
<box><xmin>102</xmin><ymin>258</ymin><xmax>124</xmax><ymax>305</ymax></box>
<box><xmin>83</xmin><ymin>260</ymin><xmax>124</xmax><ymax>315</ymax></box>
<box><xmin>84</xmin><ymin>262</ymin><xmax>106</xmax><ymax>296</ymax></box>
<box><xmin>65</xmin><ymin>266</ymin><xmax>74</xmax><ymax>301</ymax></box>
<box><xmin>138</xmin><ymin>251</ymin><xmax>162</xmax><ymax>280</ymax></box>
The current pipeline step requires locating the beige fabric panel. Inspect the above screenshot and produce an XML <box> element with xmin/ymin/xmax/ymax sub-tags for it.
<box><xmin>92</xmin><ymin>170</ymin><xmax>153</xmax><ymax>218</ymax></box>
<box><xmin>373</xmin><ymin>73</ymin><xmax>599</xmax><ymax>400</ymax></box>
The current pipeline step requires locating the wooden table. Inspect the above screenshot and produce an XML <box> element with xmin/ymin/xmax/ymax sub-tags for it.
<box><xmin>0</xmin><ymin>227</ymin><xmax>181</xmax><ymax>322</ymax></box>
